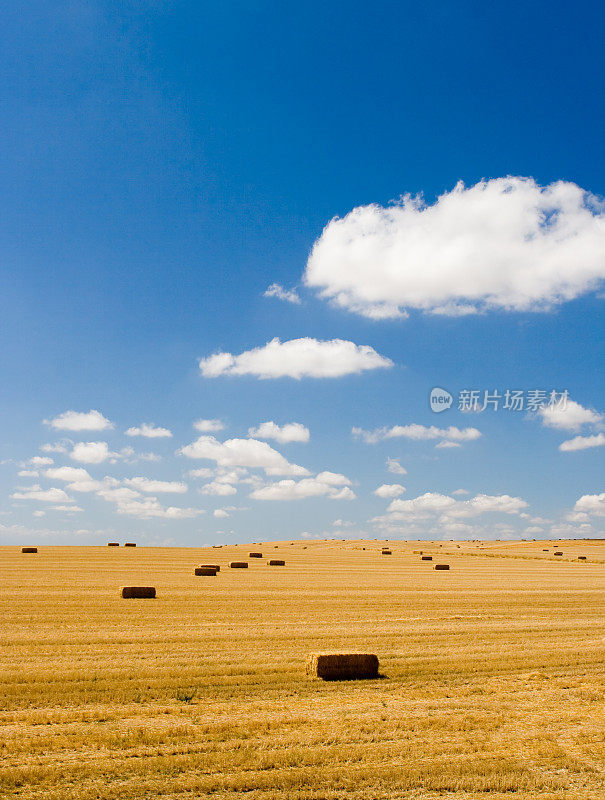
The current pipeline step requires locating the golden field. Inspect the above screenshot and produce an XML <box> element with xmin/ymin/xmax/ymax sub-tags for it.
<box><xmin>0</xmin><ymin>539</ymin><xmax>603</xmax><ymax>800</ymax></box>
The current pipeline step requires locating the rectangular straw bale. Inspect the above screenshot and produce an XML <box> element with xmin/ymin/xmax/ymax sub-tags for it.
<box><xmin>124</xmin><ymin>542</ymin><xmax>137</xmax><ymax>547</ymax></box>
<box><xmin>381</xmin><ymin>550</ymin><xmax>392</xmax><ymax>555</ymax></box>
<box><xmin>107</xmin><ymin>542</ymin><xmax>120</xmax><ymax>547</ymax></box>
<box><xmin>21</xmin><ymin>546</ymin><xmax>37</xmax><ymax>553</ymax></box>
<box><xmin>120</xmin><ymin>586</ymin><xmax>156</xmax><ymax>598</ymax></box>
<box><xmin>577</xmin><ymin>556</ymin><xmax>587</xmax><ymax>560</ymax></box>
<box><xmin>194</xmin><ymin>567</ymin><xmax>217</xmax><ymax>576</ymax></box>
<box><xmin>434</xmin><ymin>564</ymin><xmax>450</xmax><ymax>570</ymax></box>
<box><xmin>554</xmin><ymin>551</ymin><xmax>563</xmax><ymax>556</ymax></box>
<box><xmin>268</xmin><ymin>559</ymin><xmax>285</xmax><ymax>566</ymax></box>
<box><xmin>199</xmin><ymin>564</ymin><xmax>220</xmax><ymax>572</ymax></box>
<box><xmin>249</xmin><ymin>552</ymin><xmax>263</xmax><ymax>558</ymax></box>
<box><xmin>229</xmin><ymin>561</ymin><xmax>248</xmax><ymax>568</ymax></box>
<box><xmin>421</xmin><ymin>555</ymin><xmax>432</xmax><ymax>561</ymax></box>
<box><xmin>307</xmin><ymin>652</ymin><xmax>379</xmax><ymax>680</ymax></box>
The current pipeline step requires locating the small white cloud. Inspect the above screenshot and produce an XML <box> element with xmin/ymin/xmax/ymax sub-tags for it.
<box><xmin>574</xmin><ymin>493</ymin><xmax>605</xmax><ymax>517</ymax></box>
<box><xmin>188</xmin><ymin>467</ymin><xmax>215</xmax><ymax>479</ymax></box>
<box><xmin>70</xmin><ymin>441</ymin><xmax>113</xmax><ymax>464</ymax></box>
<box><xmin>213</xmin><ymin>509</ymin><xmax>230</xmax><ymax>518</ymax></box>
<box><xmin>559</xmin><ymin>432</ymin><xmax>605</xmax><ymax>452</ymax></box>
<box><xmin>435</xmin><ymin>440</ymin><xmax>462</xmax><ymax>449</ymax></box>
<box><xmin>18</xmin><ymin>470</ymin><xmax>39</xmax><ymax>477</ymax></box>
<box><xmin>304</xmin><ymin>177</ymin><xmax>605</xmax><ymax>318</ymax></box>
<box><xmin>179</xmin><ymin>435</ymin><xmax>309</xmax><ymax>476</ymax></box>
<box><xmin>124</xmin><ymin>477</ymin><xmax>188</xmax><ymax>494</ymax></box>
<box><xmin>125</xmin><ymin>423</ymin><xmax>172</xmax><ymax>438</ymax></box>
<box><xmin>199</xmin><ymin>337</ymin><xmax>393</xmax><ymax>379</ymax></box>
<box><xmin>452</xmin><ymin>489</ymin><xmax>469</xmax><ymax>496</ymax></box>
<box><xmin>248</xmin><ymin>421</ymin><xmax>310</xmax><ymax>443</ymax></box>
<box><xmin>386</xmin><ymin>457</ymin><xmax>407</xmax><ymax>475</ymax></box>
<box><xmin>199</xmin><ymin>482</ymin><xmax>238</xmax><ymax>496</ymax></box>
<box><xmin>29</xmin><ymin>456</ymin><xmax>54</xmax><ymax>466</ymax></box>
<box><xmin>263</xmin><ymin>283</ymin><xmax>301</xmax><ymax>305</ymax></box>
<box><xmin>193</xmin><ymin>418</ymin><xmax>225</xmax><ymax>433</ymax></box>
<box><xmin>388</xmin><ymin>492</ymin><xmax>457</xmax><ymax>517</ymax></box>
<box><xmin>251</xmin><ymin>474</ymin><xmax>355</xmax><ymax>501</ymax></box>
<box><xmin>33</xmin><ymin>510</ymin><xmax>45</xmax><ymax>517</ymax></box>
<box><xmin>45</xmin><ymin>466</ymin><xmax>92</xmax><ymax>483</ymax></box>
<box><xmin>50</xmin><ymin>505</ymin><xmax>84</xmax><ymax>513</ymax></box>
<box><xmin>539</xmin><ymin>399</ymin><xmax>603</xmax><ymax>432</ymax></box>
<box><xmin>46</xmin><ymin>410</ymin><xmax>113</xmax><ymax>432</ymax></box>
<box><xmin>11</xmin><ymin>486</ymin><xmax>73</xmax><ymax>503</ymax></box>
<box><xmin>114</xmin><ymin>497</ymin><xmax>204</xmax><ymax>519</ymax></box>
<box><xmin>354</xmin><ymin>424</ymin><xmax>481</xmax><ymax>445</ymax></box>
<box><xmin>374</xmin><ymin>483</ymin><xmax>406</xmax><ymax>498</ymax></box>
<box><xmin>40</xmin><ymin>441</ymin><xmax>71</xmax><ymax>454</ymax></box>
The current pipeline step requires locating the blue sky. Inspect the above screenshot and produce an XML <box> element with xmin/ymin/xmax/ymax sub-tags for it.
<box><xmin>1</xmin><ymin>0</ymin><xmax>604</xmax><ymax>545</ymax></box>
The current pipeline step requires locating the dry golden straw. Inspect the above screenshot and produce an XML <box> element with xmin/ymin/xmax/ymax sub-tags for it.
<box><xmin>307</xmin><ymin>652</ymin><xmax>379</xmax><ymax>680</ymax></box>
<box><xmin>119</xmin><ymin>586</ymin><xmax>156</xmax><ymax>598</ymax></box>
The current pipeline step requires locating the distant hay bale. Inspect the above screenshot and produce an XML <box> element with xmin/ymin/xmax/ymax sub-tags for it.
<box><xmin>120</xmin><ymin>586</ymin><xmax>156</xmax><ymax>598</ymax></box>
<box><xmin>21</xmin><ymin>546</ymin><xmax>37</xmax><ymax>553</ymax></box>
<box><xmin>543</xmin><ymin>549</ymin><xmax>549</xmax><ymax>552</ymax></box>
<box><xmin>578</xmin><ymin>556</ymin><xmax>587</xmax><ymax>560</ymax></box>
<box><xmin>307</xmin><ymin>652</ymin><xmax>379</xmax><ymax>681</ymax></box>
<box><xmin>421</xmin><ymin>555</ymin><xmax>432</xmax><ymax>561</ymax></box>
<box><xmin>124</xmin><ymin>542</ymin><xmax>137</xmax><ymax>548</ymax></box>
<box><xmin>381</xmin><ymin>550</ymin><xmax>392</xmax><ymax>555</ymax></box>
<box><xmin>194</xmin><ymin>567</ymin><xmax>217</xmax><ymax>576</ymax></box>
<box><xmin>249</xmin><ymin>552</ymin><xmax>263</xmax><ymax>558</ymax></box>
<box><xmin>554</xmin><ymin>551</ymin><xmax>563</xmax><ymax>556</ymax></box>
<box><xmin>199</xmin><ymin>564</ymin><xmax>220</xmax><ymax>572</ymax></box>
<box><xmin>267</xmin><ymin>559</ymin><xmax>285</xmax><ymax>566</ymax></box>
<box><xmin>229</xmin><ymin>561</ymin><xmax>248</xmax><ymax>568</ymax></box>
<box><xmin>434</xmin><ymin>564</ymin><xmax>450</xmax><ymax>570</ymax></box>
<box><xmin>273</xmin><ymin>545</ymin><xmax>279</xmax><ymax>548</ymax></box>
<box><xmin>107</xmin><ymin>542</ymin><xmax>120</xmax><ymax>547</ymax></box>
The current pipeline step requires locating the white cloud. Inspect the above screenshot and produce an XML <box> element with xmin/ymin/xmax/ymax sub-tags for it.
<box><xmin>213</xmin><ymin>509</ymin><xmax>230</xmax><ymax>518</ymax></box>
<box><xmin>70</xmin><ymin>441</ymin><xmax>113</xmax><ymax>464</ymax></box>
<box><xmin>125</xmin><ymin>423</ymin><xmax>172</xmax><ymax>438</ymax></box>
<box><xmin>251</xmin><ymin>473</ymin><xmax>355</xmax><ymax>501</ymax></box>
<box><xmin>11</xmin><ymin>485</ymin><xmax>73</xmax><ymax>503</ymax></box>
<box><xmin>199</xmin><ymin>337</ymin><xmax>393</xmax><ymax>379</ymax></box>
<box><xmin>46</xmin><ymin>410</ymin><xmax>113</xmax><ymax>431</ymax></box>
<box><xmin>452</xmin><ymin>489</ymin><xmax>469</xmax><ymax>496</ymax></box>
<box><xmin>354</xmin><ymin>424</ymin><xmax>481</xmax><ymax>445</ymax></box>
<box><xmin>374</xmin><ymin>483</ymin><xmax>406</xmax><ymax>498</ymax></box>
<box><xmin>199</xmin><ymin>481</ymin><xmax>238</xmax><ymax>496</ymax></box>
<box><xmin>193</xmin><ymin>419</ymin><xmax>225</xmax><ymax>433</ymax></box>
<box><xmin>248</xmin><ymin>421</ymin><xmax>310</xmax><ymax>443</ymax></box>
<box><xmin>539</xmin><ymin>399</ymin><xmax>603</xmax><ymax>432</ymax></box>
<box><xmin>124</xmin><ymin>477</ymin><xmax>188</xmax><ymax>494</ymax></box>
<box><xmin>386</xmin><ymin>457</ymin><xmax>407</xmax><ymax>475</ymax></box>
<box><xmin>179</xmin><ymin>435</ymin><xmax>309</xmax><ymax>476</ymax></box>
<box><xmin>96</xmin><ymin>486</ymin><xmax>142</xmax><ymax>503</ymax></box>
<box><xmin>50</xmin><ymin>505</ymin><xmax>83</xmax><ymax>513</ymax></box>
<box><xmin>18</xmin><ymin>470</ymin><xmax>39</xmax><ymax>477</ymax></box>
<box><xmin>263</xmin><ymin>283</ymin><xmax>301</xmax><ymax>305</ymax></box>
<box><xmin>388</xmin><ymin>492</ymin><xmax>457</xmax><ymax>517</ymax></box>
<box><xmin>188</xmin><ymin>467</ymin><xmax>215</xmax><ymax>479</ymax></box>
<box><xmin>45</xmin><ymin>466</ymin><xmax>92</xmax><ymax>483</ymax></box>
<box><xmin>559</xmin><ymin>432</ymin><xmax>605</xmax><ymax>452</ymax></box>
<box><xmin>29</xmin><ymin>456</ymin><xmax>54</xmax><ymax>466</ymax></box>
<box><xmin>40</xmin><ymin>441</ymin><xmax>71</xmax><ymax>454</ymax></box>
<box><xmin>304</xmin><ymin>177</ymin><xmax>605</xmax><ymax>318</ymax></box>
<box><xmin>114</xmin><ymin>498</ymin><xmax>203</xmax><ymax>519</ymax></box>
<box><xmin>435</xmin><ymin>441</ymin><xmax>462</xmax><ymax>449</ymax></box>
<box><xmin>574</xmin><ymin>493</ymin><xmax>605</xmax><ymax>517</ymax></box>
<box><xmin>67</xmin><ymin>477</ymin><xmax>118</xmax><ymax>493</ymax></box>
<box><xmin>386</xmin><ymin>491</ymin><xmax>527</xmax><ymax>521</ymax></box>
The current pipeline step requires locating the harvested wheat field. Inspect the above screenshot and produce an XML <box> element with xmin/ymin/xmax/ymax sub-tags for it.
<box><xmin>0</xmin><ymin>539</ymin><xmax>604</xmax><ymax>800</ymax></box>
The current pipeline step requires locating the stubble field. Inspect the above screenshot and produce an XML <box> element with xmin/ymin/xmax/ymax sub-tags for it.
<box><xmin>0</xmin><ymin>539</ymin><xmax>603</xmax><ymax>800</ymax></box>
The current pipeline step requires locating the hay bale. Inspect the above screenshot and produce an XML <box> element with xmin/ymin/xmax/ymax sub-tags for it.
<box><xmin>120</xmin><ymin>586</ymin><xmax>156</xmax><ymax>598</ymax></box>
<box><xmin>421</xmin><ymin>555</ymin><xmax>432</xmax><ymax>561</ymax></box>
<box><xmin>578</xmin><ymin>556</ymin><xmax>587</xmax><ymax>561</ymax></box>
<box><xmin>542</xmin><ymin>549</ymin><xmax>549</xmax><ymax>552</ymax></box>
<box><xmin>434</xmin><ymin>564</ymin><xmax>450</xmax><ymax>570</ymax></box>
<box><xmin>307</xmin><ymin>652</ymin><xmax>379</xmax><ymax>680</ymax></box>
<box><xmin>554</xmin><ymin>551</ymin><xmax>563</xmax><ymax>556</ymax></box>
<box><xmin>124</xmin><ymin>542</ymin><xmax>137</xmax><ymax>548</ymax></box>
<box><xmin>199</xmin><ymin>564</ymin><xmax>220</xmax><ymax>572</ymax></box>
<box><xmin>194</xmin><ymin>567</ymin><xmax>217</xmax><ymax>576</ymax></box>
<box><xmin>21</xmin><ymin>546</ymin><xmax>37</xmax><ymax>553</ymax></box>
<box><xmin>229</xmin><ymin>561</ymin><xmax>248</xmax><ymax>568</ymax></box>
<box><xmin>107</xmin><ymin>542</ymin><xmax>120</xmax><ymax>547</ymax></box>
<box><xmin>249</xmin><ymin>552</ymin><xmax>263</xmax><ymax>558</ymax></box>
<box><xmin>267</xmin><ymin>559</ymin><xmax>285</xmax><ymax>566</ymax></box>
<box><xmin>381</xmin><ymin>549</ymin><xmax>392</xmax><ymax>555</ymax></box>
